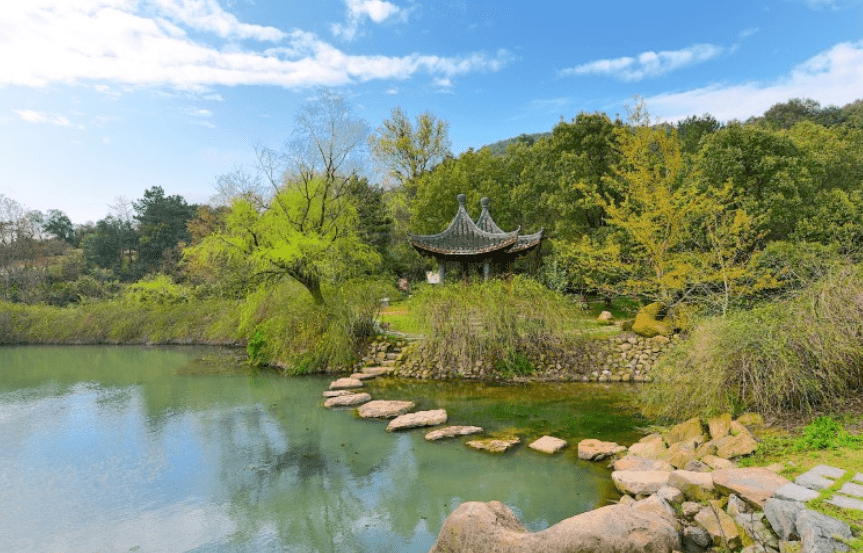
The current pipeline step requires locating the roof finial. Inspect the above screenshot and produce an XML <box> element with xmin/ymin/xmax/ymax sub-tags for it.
<box><xmin>457</xmin><ymin>193</ymin><xmax>466</xmax><ymax>208</ymax></box>
<box><xmin>481</xmin><ymin>197</ymin><xmax>490</xmax><ymax>210</ymax></box>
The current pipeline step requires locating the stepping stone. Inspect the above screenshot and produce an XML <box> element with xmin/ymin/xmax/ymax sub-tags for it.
<box><xmin>386</xmin><ymin>409</ymin><xmax>447</xmax><ymax>432</ymax></box>
<box><xmin>425</xmin><ymin>425</ymin><xmax>483</xmax><ymax>441</ymax></box>
<box><xmin>712</xmin><ymin>467</ymin><xmax>791</xmax><ymax>508</ymax></box>
<box><xmin>329</xmin><ymin>377</ymin><xmax>363</xmax><ymax>390</ymax></box>
<box><xmin>466</xmin><ymin>437</ymin><xmax>520</xmax><ymax>453</ymax></box>
<box><xmin>350</xmin><ymin>372</ymin><xmax>377</xmax><ymax>380</ymax></box>
<box><xmin>324</xmin><ymin>393</ymin><xmax>371</xmax><ymax>408</ymax></box>
<box><xmin>323</xmin><ymin>390</ymin><xmax>354</xmax><ymax>397</ymax></box>
<box><xmin>854</xmin><ymin>473</ymin><xmax>863</xmax><ymax>484</ymax></box>
<box><xmin>838</xmin><ymin>481</ymin><xmax>863</xmax><ymax>499</ymax></box>
<box><xmin>357</xmin><ymin>400</ymin><xmax>415</xmax><ymax>419</ymax></box>
<box><xmin>612</xmin><ymin>456</ymin><xmax>674</xmax><ymax>472</ymax></box>
<box><xmin>611</xmin><ymin>470</ymin><xmax>671</xmax><ymax>497</ymax></box>
<box><xmin>577</xmin><ymin>438</ymin><xmax>624</xmax><ymax>460</ymax></box>
<box><xmin>809</xmin><ymin>464</ymin><xmax>845</xmax><ymax>479</ymax></box>
<box><xmin>529</xmin><ymin>436</ymin><xmax>568</xmax><ymax>454</ymax></box>
<box><xmin>773</xmin><ymin>482</ymin><xmax>820</xmax><ymax>502</ymax></box>
<box><xmin>797</xmin><ymin>509</ymin><xmax>852</xmax><ymax>553</ymax></box>
<box><xmin>795</xmin><ymin>472</ymin><xmax>833</xmax><ymax>491</ymax></box>
<box><xmin>361</xmin><ymin>367</ymin><xmax>391</xmax><ymax>376</ymax></box>
<box><xmin>826</xmin><ymin>495</ymin><xmax>863</xmax><ymax>511</ymax></box>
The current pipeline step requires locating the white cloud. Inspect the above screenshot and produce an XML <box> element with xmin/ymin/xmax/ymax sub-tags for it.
<box><xmin>0</xmin><ymin>1</ymin><xmax>502</xmax><ymax>90</ymax></box>
<box><xmin>331</xmin><ymin>0</ymin><xmax>404</xmax><ymax>42</ymax></box>
<box><xmin>13</xmin><ymin>109</ymin><xmax>83</xmax><ymax>128</ymax></box>
<box><xmin>560</xmin><ymin>44</ymin><xmax>727</xmax><ymax>82</ymax></box>
<box><xmin>645</xmin><ymin>40</ymin><xmax>863</xmax><ymax>122</ymax></box>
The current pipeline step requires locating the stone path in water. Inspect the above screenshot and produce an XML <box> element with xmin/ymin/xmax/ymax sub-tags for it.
<box><xmin>320</xmin><ymin>366</ymin><xmax>568</xmax><ymax>455</ymax></box>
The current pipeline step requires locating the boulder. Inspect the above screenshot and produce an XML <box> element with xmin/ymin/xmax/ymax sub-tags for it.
<box><xmin>774</xmin><ymin>483</ymin><xmax>820</xmax><ymax>502</ymax></box>
<box><xmin>730</xmin><ymin>420</ymin><xmax>753</xmax><ymax>437</ymax></box>
<box><xmin>329</xmin><ymin>377</ymin><xmax>363</xmax><ymax>390</ymax></box>
<box><xmin>735</xmin><ymin>512</ymin><xmax>779</xmax><ymax>551</ymax></box>
<box><xmin>357</xmin><ymin>400</ymin><xmax>415</xmax><ymax>419</ymax></box>
<box><xmin>360</xmin><ymin>366</ymin><xmax>391</xmax><ymax>376</ymax></box>
<box><xmin>613</xmin><ymin>456</ymin><xmax>674</xmax><ymax>472</ymax></box>
<box><xmin>695</xmin><ymin>504</ymin><xmax>741</xmax><ymax>550</ymax></box>
<box><xmin>707</xmin><ymin>413</ymin><xmax>732</xmax><ymax>440</ymax></box>
<box><xmin>712</xmin><ymin>467</ymin><xmax>791</xmax><ymax>508</ymax></box>
<box><xmin>715</xmin><ymin>432</ymin><xmax>759</xmax><ymax>459</ymax></box>
<box><xmin>386</xmin><ymin>409</ymin><xmax>447</xmax><ymax>432</ymax></box>
<box><xmin>796</xmin><ymin>509</ymin><xmax>852</xmax><ymax>553</ymax></box>
<box><xmin>466</xmin><ymin>437</ymin><xmax>521</xmax><ymax>453</ymax></box>
<box><xmin>425</xmin><ymin>425</ymin><xmax>483</xmax><ymax>441</ymax></box>
<box><xmin>657</xmin><ymin>485</ymin><xmax>685</xmax><ymax>504</ymax></box>
<box><xmin>597</xmin><ymin>311</ymin><xmax>614</xmax><ymax>325</ymax></box>
<box><xmin>632</xmin><ymin>494</ymin><xmax>680</xmax><ymax>530</ymax></box>
<box><xmin>764</xmin><ymin>498</ymin><xmax>806</xmax><ymax>541</ymax></box>
<box><xmin>667</xmin><ymin>441</ymin><xmax>698</xmax><ymax>469</ymax></box>
<box><xmin>577</xmin><ymin>438</ymin><xmax>624</xmax><ymax>460</ymax></box>
<box><xmin>695</xmin><ymin>442</ymin><xmax>718</xmax><ymax>458</ymax></box>
<box><xmin>632</xmin><ymin>302</ymin><xmax>673</xmax><ymax>338</ymax></box>
<box><xmin>795</xmin><ymin>472</ymin><xmax>833</xmax><ymax>491</ymax></box>
<box><xmin>628</xmin><ymin>434</ymin><xmax>669</xmax><ymax>460</ymax></box>
<box><xmin>701</xmin><ymin>454</ymin><xmax>736</xmax><ymax>471</ymax></box>
<box><xmin>323</xmin><ymin>393</ymin><xmax>371</xmax><ymax>408</ymax></box>
<box><xmin>665</xmin><ymin>417</ymin><xmax>706</xmax><ymax>445</ymax></box>
<box><xmin>681</xmin><ymin>501</ymin><xmax>702</xmax><ymax>520</ymax></box>
<box><xmin>726</xmin><ymin>494</ymin><xmax>749</xmax><ymax>517</ymax></box>
<box><xmin>428</xmin><ymin>501</ymin><xmax>680</xmax><ymax>553</ymax></box>
<box><xmin>682</xmin><ymin>526</ymin><xmax>711</xmax><ymax>553</ymax></box>
<box><xmin>683</xmin><ymin>460</ymin><xmax>711</xmax><ymax>473</ymax></box>
<box><xmin>612</xmin><ymin>470</ymin><xmax>671</xmax><ymax>497</ymax></box>
<box><xmin>530</xmin><ymin>436</ymin><xmax>568</xmax><ymax>454</ymax></box>
<box><xmin>668</xmin><ymin>470</ymin><xmax>716</xmax><ymax>502</ymax></box>
<box><xmin>735</xmin><ymin>412</ymin><xmax>765</xmax><ymax>429</ymax></box>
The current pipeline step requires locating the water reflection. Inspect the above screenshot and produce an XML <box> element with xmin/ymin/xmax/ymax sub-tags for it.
<box><xmin>0</xmin><ymin>346</ymin><xmax>642</xmax><ymax>553</ymax></box>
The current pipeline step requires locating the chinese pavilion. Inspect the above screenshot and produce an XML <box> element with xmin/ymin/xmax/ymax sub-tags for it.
<box><xmin>408</xmin><ymin>194</ymin><xmax>543</xmax><ymax>282</ymax></box>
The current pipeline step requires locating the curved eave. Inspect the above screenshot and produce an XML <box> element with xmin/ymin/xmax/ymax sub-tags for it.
<box><xmin>408</xmin><ymin>234</ymin><xmax>519</xmax><ymax>256</ymax></box>
<box><xmin>508</xmin><ymin>229</ymin><xmax>544</xmax><ymax>253</ymax></box>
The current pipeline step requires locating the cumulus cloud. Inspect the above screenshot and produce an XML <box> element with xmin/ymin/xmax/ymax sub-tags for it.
<box><xmin>0</xmin><ymin>0</ymin><xmax>505</xmax><ymax>91</ymax></box>
<box><xmin>645</xmin><ymin>40</ymin><xmax>863</xmax><ymax>122</ymax></box>
<box><xmin>13</xmin><ymin>109</ymin><xmax>82</xmax><ymax>128</ymax></box>
<box><xmin>560</xmin><ymin>44</ymin><xmax>727</xmax><ymax>82</ymax></box>
<box><xmin>331</xmin><ymin>0</ymin><xmax>404</xmax><ymax>41</ymax></box>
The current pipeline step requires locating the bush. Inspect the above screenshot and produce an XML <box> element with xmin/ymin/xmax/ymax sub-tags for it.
<box><xmin>795</xmin><ymin>416</ymin><xmax>861</xmax><ymax>451</ymax></box>
<box><xmin>640</xmin><ymin>263</ymin><xmax>863</xmax><ymax>419</ymax></box>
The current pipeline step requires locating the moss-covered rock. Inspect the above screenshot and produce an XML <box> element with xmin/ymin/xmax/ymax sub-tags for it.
<box><xmin>632</xmin><ymin>302</ymin><xmax>673</xmax><ymax>338</ymax></box>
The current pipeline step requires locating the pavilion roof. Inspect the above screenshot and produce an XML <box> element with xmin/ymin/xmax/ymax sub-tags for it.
<box><xmin>476</xmin><ymin>196</ymin><xmax>544</xmax><ymax>254</ymax></box>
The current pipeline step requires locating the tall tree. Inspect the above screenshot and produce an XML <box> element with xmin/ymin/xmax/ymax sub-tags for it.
<box><xmin>133</xmin><ymin>186</ymin><xmax>197</xmax><ymax>274</ymax></box>
<box><xmin>44</xmin><ymin>209</ymin><xmax>76</xmax><ymax>246</ymax></box>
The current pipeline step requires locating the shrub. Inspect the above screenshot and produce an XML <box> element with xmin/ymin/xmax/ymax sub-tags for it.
<box><xmin>794</xmin><ymin>416</ymin><xmax>861</xmax><ymax>451</ymax></box>
<box><xmin>640</xmin><ymin>263</ymin><xmax>863</xmax><ymax>419</ymax></box>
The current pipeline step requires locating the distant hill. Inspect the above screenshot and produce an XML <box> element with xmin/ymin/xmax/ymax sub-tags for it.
<box><xmin>482</xmin><ymin>132</ymin><xmax>551</xmax><ymax>156</ymax></box>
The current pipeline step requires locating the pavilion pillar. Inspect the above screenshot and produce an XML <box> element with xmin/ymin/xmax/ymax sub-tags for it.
<box><xmin>483</xmin><ymin>260</ymin><xmax>490</xmax><ymax>281</ymax></box>
<box><xmin>438</xmin><ymin>261</ymin><xmax>445</xmax><ymax>284</ymax></box>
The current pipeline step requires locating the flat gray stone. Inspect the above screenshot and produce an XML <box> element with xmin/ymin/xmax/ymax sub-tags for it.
<box><xmin>361</xmin><ymin>366</ymin><xmax>391</xmax><ymax>376</ymax></box>
<box><xmin>809</xmin><ymin>464</ymin><xmax>845</xmax><ymax>480</ymax></box>
<box><xmin>838</xmin><ymin>481</ymin><xmax>863</xmax><ymax>499</ymax></box>
<box><xmin>854</xmin><ymin>472</ymin><xmax>863</xmax><ymax>484</ymax></box>
<box><xmin>612</xmin><ymin>456</ymin><xmax>674</xmax><ymax>472</ymax></box>
<box><xmin>329</xmin><ymin>377</ymin><xmax>363</xmax><ymax>390</ymax></box>
<box><xmin>774</xmin><ymin>483</ymin><xmax>820</xmax><ymax>502</ymax></box>
<box><xmin>466</xmin><ymin>437</ymin><xmax>520</xmax><ymax>453</ymax></box>
<box><xmin>386</xmin><ymin>409</ymin><xmax>447</xmax><ymax>432</ymax></box>
<box><xmin>611</xmin><ymin>470</ymin><xmax>671</xmax><ymax>497</ymax></box>
<box><xmin>323</xmin><ymin>392</ymin><xmax>371</xmax><ymax>408</ymax></box>
<box><xmin>322</xmin><ymin>389</ymin><xmax>354</xmax><ymax>397</ymax></box>
<box><xmin>713</xmin><ymin>467</ymin><xmax>791</xmax><ymax>508</ymax></box>
<box><xmin>826</xmin><ymin>495</ymin><xmax>863</xmax><ymax>511</ymax></box>
<box><xmin>357</xmin><ymin>400</ymin><xmax>415</xmax><ymax>419</ymax></box>
<box><xmin>764</xmin><ymin>497</ymin><xmax>806</xmax><ymax>541</ymax></box>
<box><xmin>795</xmin><ymin>472</ymin><xmax>833</xmax><ymax>491</ymax></box>
<box><xmin>529</xmin><ymin>436</ymin><xmax>568</xmax><ymax>454</ymax></box>
<box><xmin>796</xmin><ymin>509</ymin><xmax>851</xmax><ymax>553</ymax></box>
<box><xmin>425</xmin><ymin>425</ymin><xmax>483</xmax><ymax>441</ymax></box>
<box><xmin>349</xmin><ymin>372</ymin><xmax>377</xmax><ymax>380</ymax></box>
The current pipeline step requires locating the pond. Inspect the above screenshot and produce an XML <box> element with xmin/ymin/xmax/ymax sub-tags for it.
<box><xmin>0</xmin><ymin>346</ymin><xmax>648</xmax><ymax>553</ymax></box>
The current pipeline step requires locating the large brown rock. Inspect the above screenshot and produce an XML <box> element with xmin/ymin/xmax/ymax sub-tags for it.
<box><xmin>612</xmin><ymin>470</ymin><xmax>671</xmax><ymax>497</ymax></box>
<box><xmin>712</xmin><ymin>467</ymin><xmax>791</xmax><ymax>508</ymax></box>
<box><xmin>577</xmin><ymin>438</ymin><xmax>625</xmax><ymax>461</ymax></box>
<box><xmin>467</xmin><ymin>437</ymin><xmax>521</xmax><ymax>453</ymax></box>
<box><xmin>323</xmin><ymin>393</ymin><xmax>371</xmax><ymax>408</ymax></box>
<box><xmin>613</xmin><ymin>456</ymin><xmax>674</xmax><ymax>472</ymax></box>
<box><xmin>628</xmin><ymin>434</ymin><xmax>669</xmax><ymax>460</ymax></box>
<box><xmin>695</xmin><ymin>503</ymin><xmax>741</xmax><ymax>550</ymax></box>
<box><xmin>668</xmin><ymin>470</ymin><xmax>716</xmax><ymax>502</ymax></box>
<box><xmin>530</xmin><ymin>436</ymin><xmax>568</xmax><ymax>454</ymax></box>
<box><xmin>708</xmin><ymin>413</ymin><xmax>732</xmax><ymax>440</ymax></box>
<box><xmin>357</xmin><ymin>400</ymin><xmax>415</xmax><ymax>419</ymax></box>
<box><xmin>425</xmin><ymin>426</ymin><xmax>483</xmax><ymax>441</ymax></box>
<box><xmin>665</xmin><ymin>417</ymin><xmax>706</xmax><ymax>445</ymax></box>
<box><xmin>386</xmin><ymin>409</ymin><xmax>447</xmax><ymax>432</ymax></box>
<box><xmin>715</xmin><ymin>432</ymin><xmax>758</xmax><ymax>459</ymax></box>
<box><xmin>428</xmin><ymin>501</ymin><xmax>680</xmax><ymax>553</ymax></box>
<box><xmin>329</xmin><ymin>377</ymin><xmax>363</xmax><ymax>390</ymax></box>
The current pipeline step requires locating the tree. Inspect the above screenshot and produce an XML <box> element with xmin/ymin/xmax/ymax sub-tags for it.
<box><xmin>677</xmin><ymin>113</ymin><xmax>721</xmax><ymax>154</ymax></box>
<box><xmin>133</xmin><ymin>186</ymin><xmax>198</xmax><ymax>274</ymax></box>
<box><xmin>369</xmin><ymin>107</ymin><xmax>451</xmax><ymax>193</ymax></box>
<box><xmin>44</xmin><ymin>209</ymin><xmax>76</xmax><ymax>246</ymax></box>
<box><xmin>81</xmin><ymin>215</ymin><xmax>137</xmax><ymax>276</ymax></box>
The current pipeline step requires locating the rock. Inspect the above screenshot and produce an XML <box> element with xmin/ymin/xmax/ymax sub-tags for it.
<box><xmin>657</xmin><ymin>485</ymin><xmax>685</xmax><ymax>504</ymax></box>
<box><xmin>682</xmin><ymin>526</ymin><xmax>712</xmax><ymax>553</ymax></box>
<box><xmin>611</xmin><ymin>470</ymin><xmax>671</xmax><ymax>497</ymax></box>
<box><xmin>780</xmin><ymin>540</ymin><xmax>802</xmax><ymax>553</ymax></box>
<box><xmin>466</xmin><ymin>437</ymin><xmax>520</xmax><ymax>453</ymax></box>
<box><xmin>766</xmin><ymin>462</ymin><xmax>787</xmax><ymax>473</ymax></box>
<box><xmin>665</xmin><ymin>417</ymin><xmax>706</xmax><ymax>445</ymax></box>
<box><xmin>322</xmin><ymin>389</ymin><xmax>354</xmax><ymax>397</ymax></box>
<box><xmin>796</xmin><ymin>509</ymin><xmax>852</xmax><ymax>553</ymax></box>
<box><xmin>826</xmin><ymin>495</ymin><xmax>863</xmax><ymax>511</ymax></box>
<box><xmin>329</xmin><ymin>377</ymin><xmax>363</xmax><ymax>390</ymax></box>
<box><xmin>695</xmin><ymin>503</ymin><xmax>741</xmax><ymax>550</ymax></box>
<box><xmin>361</xmin><ymin>366</ymin><xmax>391</xmax><ymax>376</ymax></box>
<box><xmin>695</xmin><ymin>442</ymin><xmax>718</xmax><ymax>458</ymax></box>
<box><xmin>764</xmin><ymin>498</ymin><xmax>806</xmax><ymax>541</ymax></box>
<box><xmin>701</xmin><ymin>454</ymin><xmax>736</xmax><ymax>471</ymax></box>
<box><xmin>386</xmin><ymin>409</ymin><xmax>447</xmax><ymax>432</ymax></box>
<box><xmin>613</xmin><ymin>456</ymin><xmax>674</xmax><ymax>472</ymax></box>
<box><xmin>809</xmin><ymin>464</ymin><xmax>846</xmax><ymax>479</ymax></box>
<box><xmin>323</xmin><ymin>392</ymin><xmax>371</xmax><ymax>408</ymax></box>
<box><xmin>774</xmin><ymin>483</ymin><xmax>820</xmax><ymax>502</ymax></box>
<box><xmin>681</xmin><ymin>502</ymin><xmax>702</xmax><ymax>520</ymax></box>
<box><xmin>708</xmin><ymin>413</ymin><xmax>733</xmax><ymax>440</ymax></box>
<box><xmin>425</xmin><ymin>425</ymin><xmax>483</xmax><ymax>441</ymax></box>
<box><xmin>668</xmin><ymin>470</ymin><xmax>716</xmax><ymax>502</ymax></box>
<box><xmin>597</xmin><ymin>310</ymin><xmax>614</xmax><ymax>324</ymax></box>
<box><xmin>712</xmin><ymin>467</ymin><xmax>791</xmax><ymax>508</ymax></box>
<box><xmin>577</xmin><ymin>438</ymin><xmax>623</xmax><ymax>460</ymax></box>
<box><xmin>715</xmin><ymin>432</ymin><xmax>759</xmax><ymax>459</ymax></box>
<box><xmin>854</xmin><ymin>472</ymin><xmax>863</xmax><ymax>484</ymax></box>
<box><xmin>667</xmin><ymin>442</ymin><xmax>698</xmax><ymax>469</ymax></box>
<box><xmin>794</xmin><ymin>472</ymin><xmax>834</xmax><ymax>491</ymax></box>
<box><xmin>726</xmin><ymin>494</ymin><xmax>749</xmax><ymax>517</ymax></box>
<box><xmin>735</xmin><ymin>412</ymin><xmax>765</xmax><ymax>429</ymax></box>
<box><xmin>632</xmin><ymin>494</ymin><xmax>680</xmax><ymax>529</ymax></box>
<box><xmin>349</xmin><ymin>372</ymin><xmax>377</xmax><ymax>380</ymax></box>
<box><xmin>683</xmin><ymin>460</ymin><xmax>710</xmax><ymax>472</ymax></box>
<box><xmin>357</xmin><ymin>400</ymin><xmax>415</xmax><ymax>419</ymax></box>
<box><xmin>529</xmin><ymin>436</ymin><xmax>568</xmax><ymax>454</ymax></box>
<box><xmin>735</xmin><ymin>512</ymin><xmax>779</xmax><ymax>550</ymax></box>
<box><xmin>628</xmin><ymin>434</ymin><xmax>669</xmax><ymax>460</ymax></box>
<box><xmin>428</xmin><ymin>501</ymin><xmax>681</xmax><ymax>553</ymax></box>
<box><xmin>632</xmin><ymin>302</ymin><xmax>673</xmax><ymax>338</ymax></box>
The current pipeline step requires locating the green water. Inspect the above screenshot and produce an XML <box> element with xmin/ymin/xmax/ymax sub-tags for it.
<box><xmin>0</xmin><ymin>346</ymin><xmax>647</xmax><ymax>553</ymax></box>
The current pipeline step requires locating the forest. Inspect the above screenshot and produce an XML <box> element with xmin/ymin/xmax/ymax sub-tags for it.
<box><xmin>3</xmin><ymin>91</ymin><xmax>863</xmax><ymax>417</ymax></box>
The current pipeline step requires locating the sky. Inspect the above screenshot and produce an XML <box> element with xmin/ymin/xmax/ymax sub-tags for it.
<box><xmin>2</xmin><ymin>0</ymin><xmax>863</xmax><ymax>224</ymax></box>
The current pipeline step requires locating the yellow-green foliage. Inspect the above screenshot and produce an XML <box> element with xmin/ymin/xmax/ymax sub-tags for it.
<box><xmin>631</xmin><ymin>302</ymin><xmax>672</xmax><ymax>338</ymax></box>
<box><xmin>640</xmin><ymin>263</ymin><xmax>863</xmax><ymax>419</ymax></box>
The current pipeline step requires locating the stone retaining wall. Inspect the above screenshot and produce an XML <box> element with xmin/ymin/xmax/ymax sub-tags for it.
<box><xmin>362</xmin><ymin>332</ymin><xmax>679</xmax><ymax>382</ymax></box>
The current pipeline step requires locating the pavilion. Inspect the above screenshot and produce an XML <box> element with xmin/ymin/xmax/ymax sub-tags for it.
<box><xmin>408</xmin><ymin>194</ymin><xmax>543</xmax><ymax>282</ymax></box>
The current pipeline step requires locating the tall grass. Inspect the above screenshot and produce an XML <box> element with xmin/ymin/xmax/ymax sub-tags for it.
<box><xmin>641</xmin><ymin>264</ymin><xmax>863</xmax><ymax>419</ymax></box>
<box><xmin>411</xmin><ymin>276</ymin><xmax>584</xmax><ymax>372</ymax></box>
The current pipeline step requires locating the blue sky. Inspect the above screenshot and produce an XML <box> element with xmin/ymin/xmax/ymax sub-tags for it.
<box><xmin>2</xmin><ymin>0</ymin><xmax>863</xmax><ymax>224</ymax></box>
